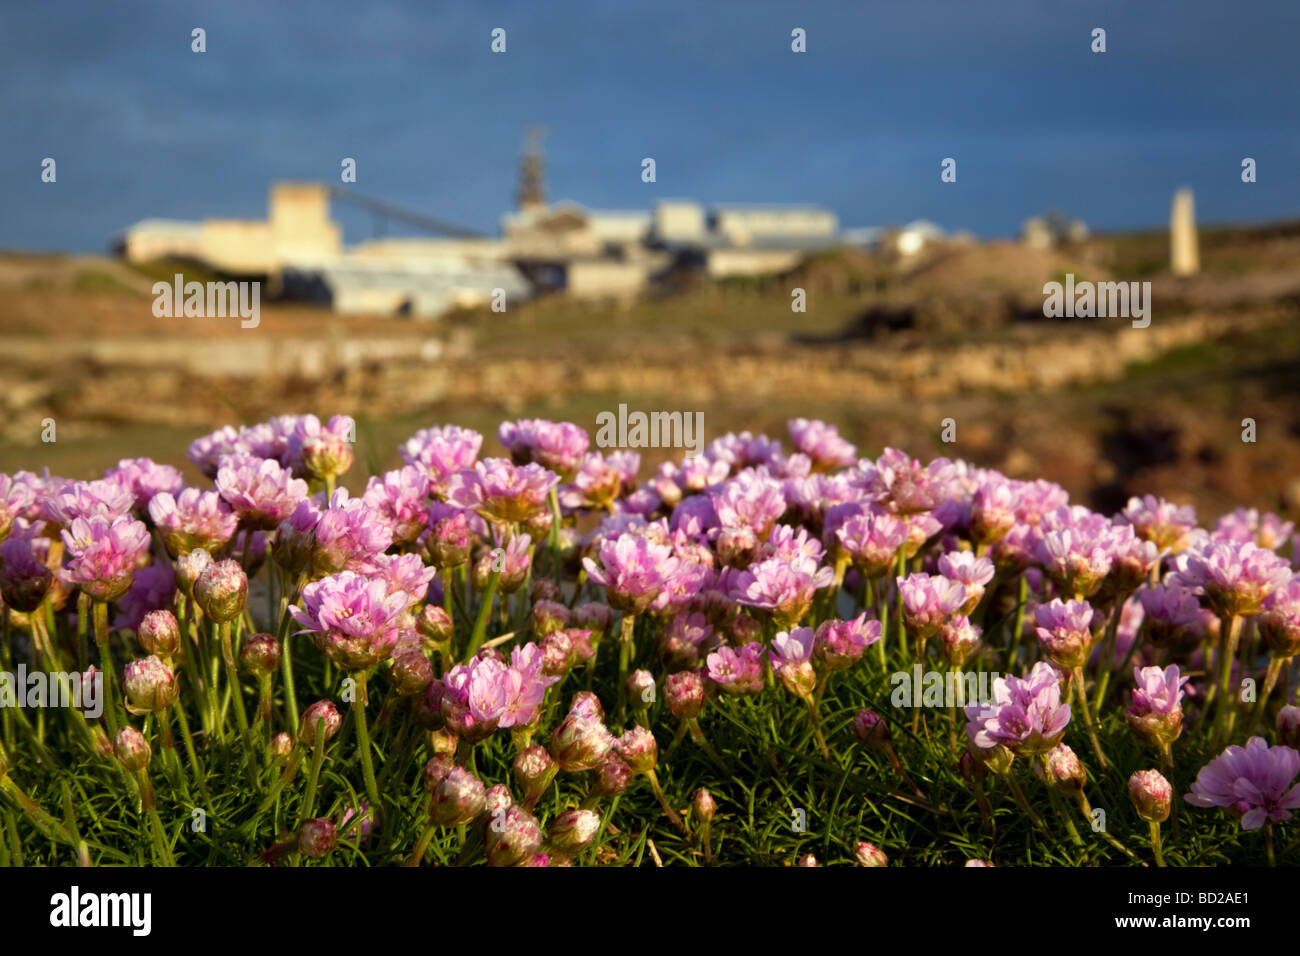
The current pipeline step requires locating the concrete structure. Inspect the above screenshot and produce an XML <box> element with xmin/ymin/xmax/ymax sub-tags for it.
<box><xmin>114</xmin><ymin>161</ymin><xmax>905</xmax><ymax>314</ymax></box>
<box><xmin>117</xmin><ymin>219</ymin><xmax>203</xmax><ymax>263</ymax></box>
<box><xmin>1170</xmin><ymin>188</ymin><xmax>1199</xmax><ymax>277</ymax></box>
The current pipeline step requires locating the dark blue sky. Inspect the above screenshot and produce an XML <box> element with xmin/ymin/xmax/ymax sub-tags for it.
<box><xmin>3</xmin><ymin>0</ymin><xmax>1298</xmax><ymax>252</ymax></box>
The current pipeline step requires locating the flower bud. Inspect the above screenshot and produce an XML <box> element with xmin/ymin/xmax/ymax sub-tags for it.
<box><xmin>549</xmin><ymin>713</ymin><xmax>614</xmax><ymax>772</ymax></box>
<box><xmin>240</xmin><ymin>633</ymin><xmax>281</xmax><ymax>676</ymax></box>
<box><xmin>297</xmin><ymin>818</ymin><xmax>337</xmax><ymax>858</ymax></box>
<box><xmin>300</xmin><ymin>431</ymin><xmax>354</xmax><ymax>483</ymax></box>
<box><xmin>485</xmin><ymin>806</ymin><xmax>543</xmax><ymax>867</ymax></box>
<box><xmin>426</xmin><ymin>512</ymin><xmax>471</xmax><ymax>569</ymax></box>
<box><xmin>122</xmin><ymin>656</ymin><xmax>179</xmax><ymax>715</ymax></box>
<box><xmin>693</xmin><ymin>788</ymin><xmax>715</xmax><ymax>823</ymax></box>
<box><xmin>664</xmin><ymin>670</ymin><xmax>706</xmax><ymax>720</ymax></box>
<box><xmin>972</xmin><ymin>742</ymin><xmax>1015</xmax><ymax>776</ymax></box>
<box><xmin>423</xmin><ymin>753</ymin><xmax>456</xmax><ymax>793</ymax></box>
<box><xmin>483</xmin><ymin>784</ymin><xmax>514</xmax><ymax>823</ymax></box>
<box><xmin>298</xmin><ymin>700</ymin><xmax>342</xmax><ymax>747</ymax></box>
<box><xmin>430</xmin><ymin>766</ymin><xmax>486</xmax><ymax>826</ymax></box>
<box><xmin>175</xmin><ymin>548</ymin><xmax>213</xmax><ymax>597</ymax></box>
<box><xmin>626</xmin><ymin>669</ymin><xmax>656</xmax><ymax>710</ymax></box>
<box><xmin>1032</xmin><ymin>743</ymin><xmax>1086</xmax><ymax>795</ymax></box>
<box><xmin>193</xmin><ymin>558</ymin><xmax>247</xmax><ymax>623</ymax></box>
<box><xmin>531</xmin><ymin>578</ymin><xmax>560</xmax><ymax>604</ymax></box>
<box><xmin>776</xmin><ymin>660</ymin><xmax>817</xmax><ymax>700</ymax></box>
<box><xmin>1277</xmin><ymin>705</ymin><xmax>1300</xmax><ymax>749</ymax></box>
<box><xmin>572</xmin><ymin>602</ymin><xmax>612</xmax><ymax>638</ymax></box>
<box><xmin>716</xmin><ymin>526</ymin><xmax>760</xmax><ymax>568</ymax></box>
<box><xmin>567</xmin><ymin>691</ymin><xmax>604</xmax><ymax>721</ymax></box>
<box><xmin>532</xmin><ymin>599</ymin><xmax>571</xmax><ymax>637</ymax></box>
<box><xmin>513</xmin><ymin>745</ymin><xmax>559</xmax><ymax>807</ymax></box>
<box><xmin>115</xmin><ymin>726</ymin><xmax>152</xmax><ymax>772</ymax></box>
<box><xmin>416</xmin><ymin>604</ymin><xmax>454</xmax><ymax>645</ymax></box>
<box><xmin>591</xmin><ymin>756</ymin><xmax>632</xmax><ymax>796</ymax></box>
<box><xmin>0</xmin><ymin>549</ymin><xmax>52</xmax><ymax>614</ymax></box>
<box><xmin>958</xmin><ymin>748</ymin><xmax>987</xmax><ymax>785</ymax></box>
<box><xmin>797</xmin><ymin>853</ymin><xmax>818</xmax><ymax>867</ymax></box>
<box><xmin>1128</xmin><ymin>769</ymin><xmax>1172</xmax><ymax>823</ymax></box>
<box><xmin>428</xmin><ymin>727</ymin><xmax>458</xmax><ymax>754</ymax></box>
<box><xmin>137</xmin><ymin>610</ymin><xmax>181</xmax><ymax>658</ymax></box>
<box><xmin>851</xmin><ymin>708</ymin><xmax>891</xmax><ymax>748</ymax></box>
<box><xmin>615</xmin><ymin>726</ymin><xmax>658</xmax><ymax>775</ymax></box>
<box><xmin>965</xmin><ymin>859</ymin><xmax>995</xmax><ymax>867</ymax></box>
<box><xmin>391</xmin><ymin>651</ymin><xmax>434</xmax><ymax>696</ymax></box>
<box><xmin>855</xmin><ymin>842</ymin><xmax>889</xmax><ymax>867</ymax></box>
<box><xmin>270</xmin><ymin>732</ymin><xmax>294</xmax><ymax>758</ymax></box>
<box><xmin>547</xmin><ymin>808</ymin><xmax>601</xmax><ymax>853</ymax></box>
<box><xmin>940</xmin><ymin>615</ymin><xmax>982</xmax><ymax>668</ymax></box>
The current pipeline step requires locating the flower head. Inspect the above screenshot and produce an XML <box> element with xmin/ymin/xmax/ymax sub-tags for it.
<box><xmin>1185</xmin><ymin>737</ymin><xmax>1300</xmax><ymax>830</ymax></box>
<box><xmin>964</xmin><ymin>661</ymin><xmax>1071</xmax><ymax>756</ymax></box>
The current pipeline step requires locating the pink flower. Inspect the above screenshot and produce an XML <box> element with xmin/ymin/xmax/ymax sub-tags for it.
<box><xmin>897</xmin><ymin>573</ymin><xmax>966</xmax><ymax>639</ymax></box>
<box><xmin>285</xmin><ymin>414</ymin><xmax>355</xmax><ymax>480</ymax></box>
<box><xmin>148</xmin><ymin>488</ymin><xmax>239</xmax><ymax>556</ymax></box>
<box><xmin>709</xmin><ymin>472</ymin><xmax>786</xmax><ymax>538</ymax></box>
<box><xmin>1033</xmin><ymin>598</ymin><xmax>1095</xmax><ymax>670</ymax></box>
<box><xmin>1171</xmin><ymin>539</ymin><xmax>1292</xmax><ymax>617</ymax></box>
<box><xmin>104</xmin><ymin>458</ymin><xmax>185</xmax><ymax>511</ymax></box>
<box><xmin>46</xmin><ymin>479</ymin><xmax>136</xmax><ymax>526</ymax></box>
<box><xmin>965</xmin><ymin>661</ymin><xmax>1071</xmax><ymax>756</ymax></box>
<box><xmin>362</xmin><ymin>466</ymin><xmax>431</xmax><ymax>546</ymax></box>
<box><xmin>1126</xmin><ymin>664</ymin><xmax>1187</xmax><ymax>747</ymax></box>
<box><xmin>311</xmin><ymin>489</ymin><xmax>394</xmax><ymax>575</ymax></box>
<box><xmin>731</xmin><ymin>554</ymin><xmax>834</xmax><ymax>628</ymax></box>
<box><xmin>937</xmin><ymin>551</ymin><xmax>995</xmax><ymax>614</ymax></box>
<box><xmin>706</xmin><ymin>642</ymin><xmax>765</xmax><ymax>695</ymax></box>
<box><xmin>833</xmin><ymin>508</ymin><xmax>908</xmax><ymax>576</ymax></box>
<box><xmin>216</xmin><ymin>454</ymin><xmax>309</xmax><ymax>530</ymax></box>
<box><xmin>559</xmin><ymin>452</ymin><xmax>636</xmax><ymax>512</ymax></box>
<box><xmin>813</xmin><ymin>614</ymin><xmax>881</xmax><ymax>670</ymax></box>
<box><xmin>447</xmin><ymin>458</ymin><xmax>558</xmax><ymax>525</ymax></box>
<box><xmin>499</xmin><ymin>419</ymin><xmax>590</xmax><ymax>477</ymax></box>
<box><xmin>1121</xmin><ymin>495</ymin><xmax>1198</xmax><ymax>552</ymax></box>
<box><xmin>60</xmin><ymin>514</ymin><xmax>152</xmax><ymax>602</ymax></box>
<box><xmin>399</xmin><ymin>425</ymin><xmax>483</xmax><ymax>490</ymax></box>
<box><xmin>583</xmin><ymin>532</ymin><xmax>681</xmax><ymax>615</ymax></box>
<box><xmin>1185</xmin><ymin>737</ymin><xmax>1300</xmax><ymax>830</ymax></box>
<box><xmin>787</xmin><ymin>418</ymin><xmax>856</xmax><ymax>471</ymax></box>
<box><xmin>858</xmin><ymin>448</ymin><xmax>955</xmax><ymax>514</ymax></box>
<box><xmin>371</xmin><ymin>552</ymin><xmax>437</xmax><ymax>607</ymax></box>
<box><xmin>289</xmin><ymin>571</ymin><xmax>409</xmax><ymax>670</ymax></box>
<box><xmin>1138</xmin><ymin>584</ymin><xmax>1207</xmax><ymax>646</ymax></box>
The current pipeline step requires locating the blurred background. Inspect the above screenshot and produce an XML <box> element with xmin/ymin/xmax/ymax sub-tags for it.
<box><xmin>2</xmin><ymin>0</ymin><xmax>1299</xmax><ymax>520</ymax></box>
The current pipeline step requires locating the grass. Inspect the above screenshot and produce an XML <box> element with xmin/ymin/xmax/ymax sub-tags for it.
<box><xmin>0</xmin><ymin>555</ymin><xmax>1285</xmax><ymax>867</ymax></box>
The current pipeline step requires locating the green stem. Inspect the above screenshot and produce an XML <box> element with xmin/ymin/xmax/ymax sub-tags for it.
<box><xmin>352</xmin><ymin>672</ymin><xmax>384</xmax><ymax>822</ymax></box>
<box><xmin>463</xmin><ymin>570</ymin><xmax>500</xmax><ymax>662</ymax></box>
<box><xmin>91</xmin><ymin>600</ymin><xmax>121</xmax><ymax>741</ymax></box>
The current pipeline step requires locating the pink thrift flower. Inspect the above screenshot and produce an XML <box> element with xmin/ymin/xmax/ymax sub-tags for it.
<box><xmin>216</xmin><ymin>454</ymin><xmax>309</xmax><ymax>530</ymax></box>
<box><xmin>289</xmin><ymin>571</ymin><xmax>409</xmax><ymax>670</ymax></box>
<box><xmin>1185</xmin><ymin>737</ymin><xmax>1300</xmax><ymax>830</ymax></box>
<box><xmin>583</xmin><ymin>532</ymin><xmax>681</xmax><ymax>615</ymax></box>
<box><xmin>148</xmin><ymin>488</ymin><xmax>239</xmax><ymax>556</ymax></box>
<box><xmin>447</xmin><ymin>458</ymin><xmax>558</xmax><ymax>525</ymax></box>
<box><xmin>399</xmin><ymin>425</ymin><xmax>483</xmax><ymax>490</ymax></box>
<box><xmin>60</xmin><ymin>514</ymin><xmax>152</xmax><ymax>602</ymax></box>
<box><xmin>787</xmin><ymin>418</ymin><xmax>856</xmax><ymax>471</ymax></box>
<box><xmin>362</xmin><ymin>465</ymin><xmax>432</xmax><ymax>546</ymax></box>
<box><xmin>964</xmin><ymin>661</ymin><xmax>1071</xmax><ymax>756</ymax></box>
